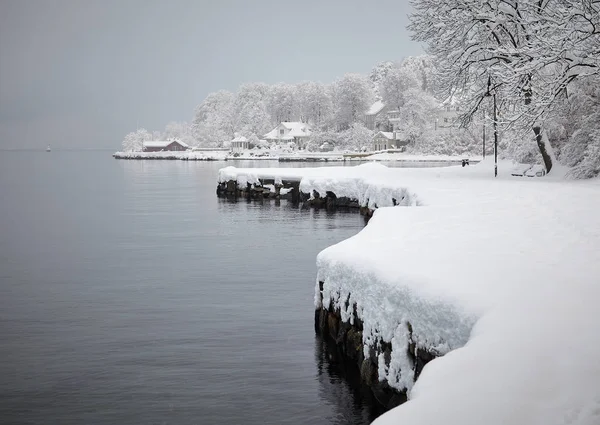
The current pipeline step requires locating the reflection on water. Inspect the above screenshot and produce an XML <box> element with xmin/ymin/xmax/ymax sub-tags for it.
<box><xmin>315</xmin><ymin>336</ymin><xmax>385</xmax><ymax>424</ymax></box>
<box><xmin>0</xmin><ymin>152</ymin><xmax>385</xmax><ymax>425</ymax></box>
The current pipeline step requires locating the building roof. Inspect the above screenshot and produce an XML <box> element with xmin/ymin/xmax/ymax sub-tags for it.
<box><xmin>264</xmin><ymin>122</ymin><xmax>311</xmax><ymax>140</ymax></box>
<box><xmin>366</xmin><ymin>100</ymin><xmax>385</xmax><ymax>116</ymax></box>
<box><xmin>231</xmin><ymin>136</ymin><xmax>248</xmax><ymax>143</ymax></box>
<box><xmin>440</xmin><ymin>93</ymin><xmax>463</xmax><ymax>107</ymax></box>
<box><xmin>263</xmin><ymin>128</ymin><xmax>278</xmax><ymax>139</ymax></box>
<box><xmin>283</xmin><ymin>122</ymin><xmax>311</xmax><ymax>138</ymax></box>
<box><xmin>374</xmin><ymin>131</ymin><xmax>395</xmax><ymax>140</ymax></box>
<box><xmin>143</xmin><ymin>139</ymin><xmax>189</xmax><ymax>148</ymax></box>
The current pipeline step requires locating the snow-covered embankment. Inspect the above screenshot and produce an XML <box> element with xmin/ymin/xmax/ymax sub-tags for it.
<box><xmin>218</xmin><ymin>162</ymin><xmax>600</xmax><ymax>423</ymax></box>
<box><xmin>113</xmin><ymin>151</ymin><xmax>226</xmax><ymax>160</ymax></box>
<box><xmin>315</xmin><ymin>163</ymin><xmax>600</xmax><ymax>424</ymax></box>
<box><xmin>217</xmin><ymin>163</ymin><xmax>419</xmax><ymax>214</ymax></box>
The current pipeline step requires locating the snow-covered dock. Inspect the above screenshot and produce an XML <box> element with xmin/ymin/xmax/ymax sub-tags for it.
<box><xmin>218</xmin><ymin>161</ymin><xmax>600</xmax><ymax>423</ymax></box>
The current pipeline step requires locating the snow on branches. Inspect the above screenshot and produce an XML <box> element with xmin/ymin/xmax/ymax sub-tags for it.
<box><xmin>409</xmin><ymin>0</ymin><xmax>600</xmax><ymax>172</ymax></box>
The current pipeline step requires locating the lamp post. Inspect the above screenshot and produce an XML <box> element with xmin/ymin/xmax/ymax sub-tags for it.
<box><xmin>482</xmin><ymin>112</ymin><xmax>486</xmax><ymax>159</ymax></box>
<box><xmin>493</xmin><ymin>92</ymin><xmax>498</xmax><ymax>177</ymax></box>
<box><xmin>485</xmin><ymin>76</ymin><xmax>499</xmax><ymax>177</ymax></box>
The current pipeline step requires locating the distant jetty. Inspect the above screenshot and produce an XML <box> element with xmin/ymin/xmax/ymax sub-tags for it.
<box><xmin>114</xmin><ymin>150</ymin><xmax>480</xmax><ymax>164</ymax></box>
<box><xmin>113</xmin><ymin>151</ymin><xmax>221</xmax><ymax>161</ymax></box>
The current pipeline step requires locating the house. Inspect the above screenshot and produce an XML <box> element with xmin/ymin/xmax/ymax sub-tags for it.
<box><xmin>364</xmin><ymin>100</ymin><xmax>389</xmax><ymax>131</ymax></box>
<box><xmin>372</xmin><ymin>131</ymin><xmax>408</xmax><ymax>151</ymax></box>
<box><xmin>435</xmin><ymin>96</ymin><xmax>461</xmax><ymax>132</ymax></box>
<box><xmin>386</xmin><ymin>109</ymin><xmax>401</xmax><ymax>132</ymax></box>
<box><xmin>143</xmin><ymin>139</ymin><xmax>189</xmax><ymax>152</ymax></box>
<box><xmin>230</xmin><ymin>136</ymin><xmax>249</xmax><ymax>152</ymax></box>
<box><xmin>263</xmin><ymin>122</ymin><xmax>312</xmax><ymax>149</ymax></box>
<box><xmin>367</xmin><ymin>96</ymin><xmax>463</xmax><ymax>136</ymax></box>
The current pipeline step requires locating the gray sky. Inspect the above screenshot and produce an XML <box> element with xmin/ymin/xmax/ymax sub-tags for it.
<box><xmin>0</xmin><ymin>0</ymin><xmax>422</xmax><ymax>149</ymax></box>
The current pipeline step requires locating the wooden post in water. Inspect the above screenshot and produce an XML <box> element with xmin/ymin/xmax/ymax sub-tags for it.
<box><xmin>290</xmin><ymin>182</ymin><xmax>300</xmax><ymax>204</ymax></box>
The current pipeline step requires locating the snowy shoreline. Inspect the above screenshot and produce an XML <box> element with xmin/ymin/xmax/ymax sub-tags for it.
<box><xmin>113</xmin><ymin>150</ymin><xmax>482</xmax><ymax>164</ymax></box>
<box><xmin>112</xmin><ymin>151</ymin><xmax>225</xmax><ymax>160</ymax></box>
<box><xmin>217</xmin><ymin>161</ymin><xmax>600</xmax><ymax>424</ymax></box>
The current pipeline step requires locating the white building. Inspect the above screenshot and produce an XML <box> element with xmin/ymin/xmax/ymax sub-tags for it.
<box><xmin>367</xmin><ymin>96</ymin><xmax>462</xmax><ymax>136</ymax></box>
<box><xmin>372</xmin><ymin>131</ymin><xmax>407</xmax><ymax>151</ymax></box>
<box><xmin>436</xmin><ymin>96</ymin><xmax>461</xmax><ymax>132</ymax></box>
<box><xmin>364</xmin><ymin>100</ymin><xmax>388</xmax><ymax>131</ymax></box>
<box><xmin>263</xmin><ymin>122</ymin><xmax>312</xmax><ymax>149</ymax></box>
<box><xmin>230</xmin><ymin>136</ymin><xmax>249</xmax><ymax>152</ymax></box>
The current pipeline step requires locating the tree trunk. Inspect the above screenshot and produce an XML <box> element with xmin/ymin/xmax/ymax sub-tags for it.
<box><xmin>532</xmin><ymin>125</ymin><xmax>554</xmax><ymax>173</ymax></box>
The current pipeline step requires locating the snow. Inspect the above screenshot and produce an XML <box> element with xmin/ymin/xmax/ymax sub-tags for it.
<box><xmin>366</xmin><ymin>100</ymin><xmax>386</xmax><ymax>115</ymax></box>
<box><xmin>279</xmin><ymin>151</ymin><xmax>345</xmax><ymax>162</ymax></box>
<box><xmin>218</xmin><ymin>162</ymin><xmax>420</xmax><ymax>208</ymax></box>
<box><xmin>142</xmin><ymin>139</ymin><xmax>189</xmax><ymax>148</ymax></box>
<box><xmin>263</xmin><ymin>122</ymin><xmax>312</xmax><ymax>140</ymax></box>
<box><xmin>219</xmin><ymin>160</ymin><xmax>600</xmax><ymax>424</ymax></box>
<box><xmin>374</xmin><ymin>131</ymin><xmax>396</xmax><ymax>140</ymax></box>
<box><xmin>113</xmin><ymin>150</ymin><xmax>227</xmax><ymax>160</ymax></box>
<box><xmin>363</xmin><ymin>152</ymin><xmax>483</xmax><ymax>162</ymax></box>
<box><xmin>227</xmin><ymin>154</ymin><xmax>279</xmax><ymax>161</ymax></box>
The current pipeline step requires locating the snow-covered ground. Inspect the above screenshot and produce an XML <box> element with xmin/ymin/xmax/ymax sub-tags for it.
<box><xmin>279</xmin><ymin>151</ymin><xmax>345</xmax><ymax>161</ymax></box>
<box><xmin>219</xmin><ymin>161</ymin><xmax>600</xmax><ymax>425</ymax></box>
<box><xmin>362</xmin><ymin>151</ymin><xmax>483</xmax><ymax>162</ymax></box>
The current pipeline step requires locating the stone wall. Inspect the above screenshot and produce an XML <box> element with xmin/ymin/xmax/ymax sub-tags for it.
<box><xmin>216</xmin><ymin>180</ymin><xmax>300</xmax><ymax>203</ymax></box>
<box><xmin>314</xmin><ymin>281</ymin><xmax>438</xmax><ymax>411</ymax></box>
<box><xmin>216</xmin><ymin>177</ymin><xmax>436</xmax><ymax>412</ymax></box>
<box><xmin>216</xmin><ymin>180</ymin><xmax>374</xmax><ymax>218</ymax></box>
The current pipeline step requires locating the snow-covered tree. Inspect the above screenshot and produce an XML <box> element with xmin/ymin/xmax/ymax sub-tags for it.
<box><xmin>409</xmin><ymin>0</ymin><xmax>600</xmax><ymax>173</ymax></box>
<box><xmin>164</xmin><ymin>121</ymin><xmax>194</xmax><ymax>145</ymax></box>
<box><xmin>393</xmin><ymin>88</ymin><xmax>439</xmax><ymax>144</ymax></box>
<box><xmin>339</xmin><ymin>123</ymin><xmax>373</xmax><ymax>151</ymax></box>
<box><xmin>332</xmin><ymin>73</ymin><xmax>375</xmax><ymax>130</ymax></box>
<box><xmin>309</xmin><ymin>129</ymin><xmax>340</xmax><ymax>149</ymax></box>
<box><xmin>399</xmin><ymin>55</ymin><xmax>436</xmax><ymax>94</ymax></box>
<box><xmin>267</xmin><ymin>83</ymin><xmax>297</xmax><ymax>124</ymax></box>
<box><xmin>296</xmin><ymin>81</ymin><xmax>333</xmax><ymax>127</ymax></box>
<box><xmin>409</xmin><ymin>129</ymin><xmax>481</xmax><ymax>156</ymax></box>
<box><xmin>370</xmin><ymin>61</ymin><xmax>396</xmax><ymax>97</ymax></box>
<box><xmin>380</xmin><ymin>67</ymin><xmax>420</xmax><ymax>112</ymax></box>
<box><xmin>569</xmin><ymin>135</ymin><xmax>600</xmax><ymax>178</ymax></box>
<box><xmin>247</xmin><ymin>133</ymin><xmax>261</xmax><ymax>149</ymax></box>
<box><xmin>553</xmin><ymin>74</ymin><xmax>600</xmax><ymax>177</ymax></box>
<box><xmin>121</xmin><ymin>128</ymin><xmax>151</xmax><ymax>152</ymax></box>
<box><xmin>235</xmin><ymin>83</ymin><xmax>272</xmax><ymax>137</ymax></box>
<box><xmin>192</xmin><ymin>90</ymin><xmax>235</xmax><ymax>146</ymax></box>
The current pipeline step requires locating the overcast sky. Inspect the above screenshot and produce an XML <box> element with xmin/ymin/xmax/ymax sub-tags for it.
<box><xmin>0</xmin><ymin>0</ymin><xmax>423</xmax><ymax>149</ymax></box>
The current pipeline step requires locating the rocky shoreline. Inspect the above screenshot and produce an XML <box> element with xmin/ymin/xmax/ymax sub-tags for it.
<box><xmin>216</xmin><ymin>178</ymin><xmax>376</xmax><ymax>220</ymax></box>
<box><xmin>314</xmin><ymin>280</ymin><xmax>439</xmax><ymax>411</ymax></box>
<box><xmin>217</xmin><ymin>176</ymin><xmax>438</xmax><ymax>412</ymax></box>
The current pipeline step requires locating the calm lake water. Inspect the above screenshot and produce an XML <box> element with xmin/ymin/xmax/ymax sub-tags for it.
<box><xmin>0</xmin><ymin>151</ymin><xmax>381</xmax><ymax>425</ymax></box>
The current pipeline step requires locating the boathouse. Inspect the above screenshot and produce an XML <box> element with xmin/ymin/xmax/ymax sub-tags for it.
<box><xmin>143</xmin><ymin>139</ymin><xmax>189</xmax><ymax>152</ymax></box>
